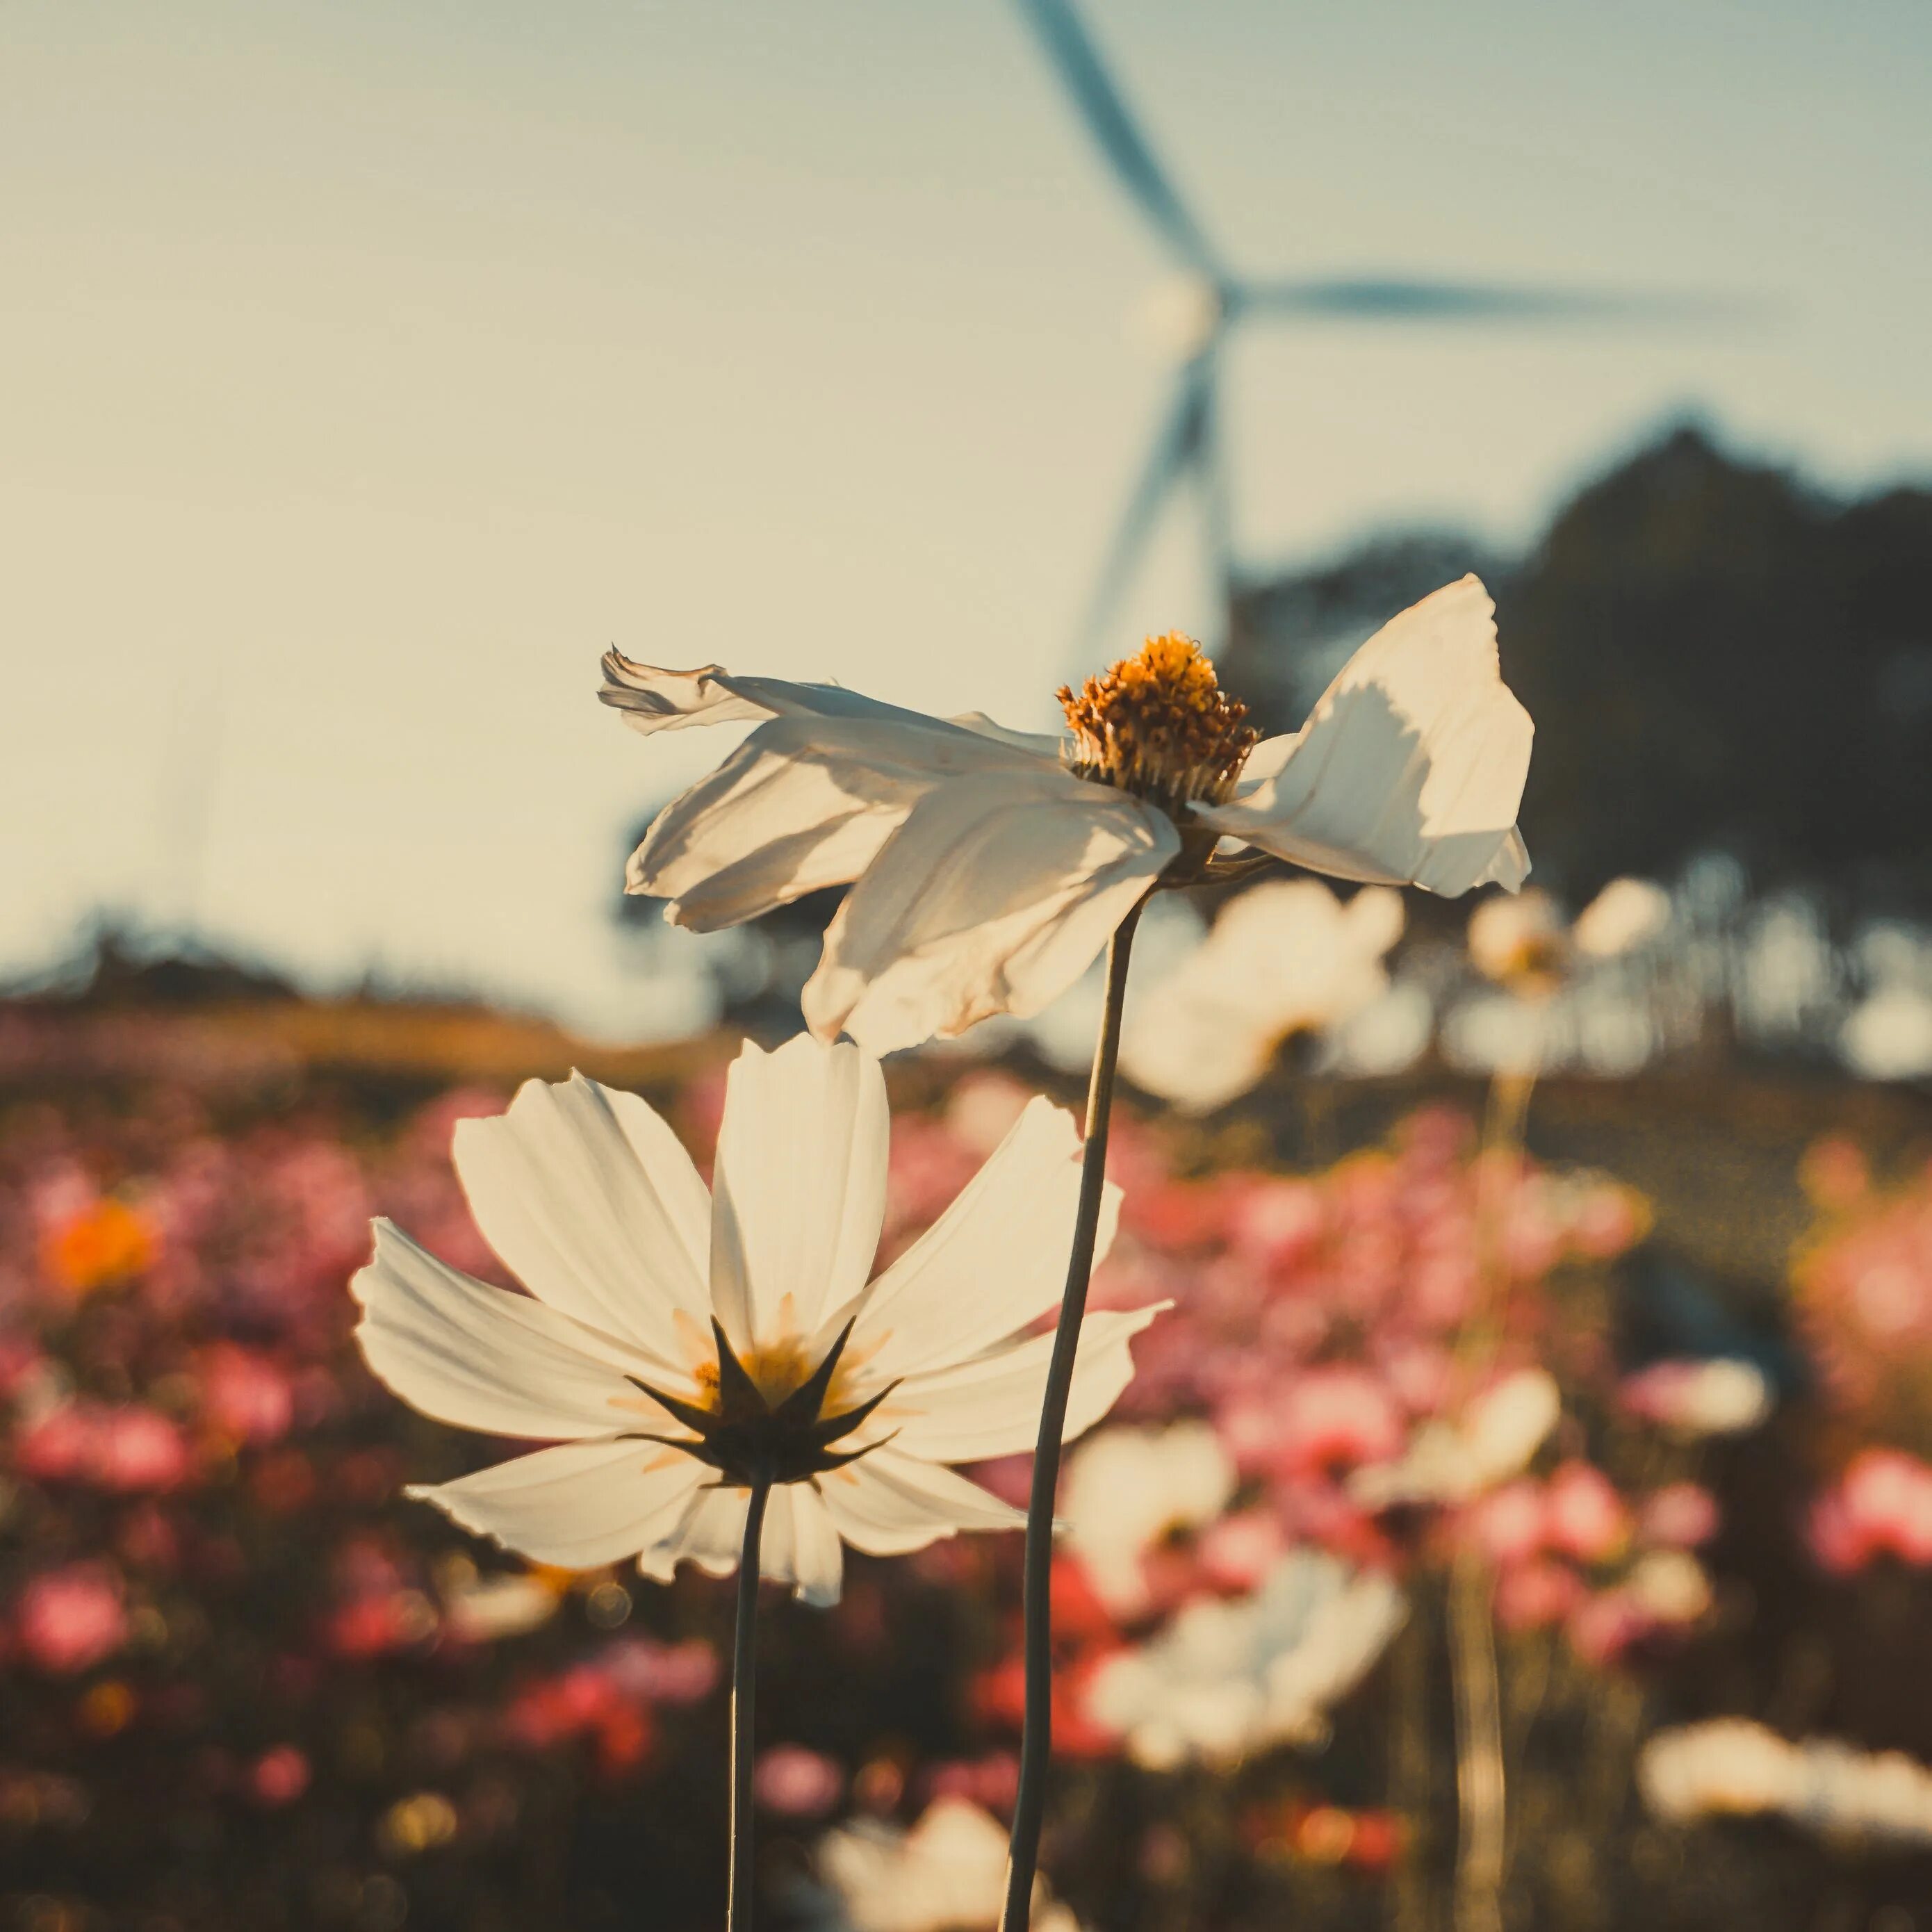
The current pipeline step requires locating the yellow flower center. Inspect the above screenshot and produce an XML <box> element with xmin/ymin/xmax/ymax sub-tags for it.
<box><xmin>1058</xmin><ymin>634</ymin><xmax>1259</xmax><ymax>814</ymax></box>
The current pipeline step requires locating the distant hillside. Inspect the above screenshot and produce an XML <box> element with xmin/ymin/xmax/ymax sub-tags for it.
<box><xmin>1226</xmin><ymin>426</ymin><xmax>1932</xmax><ymax>910</ymax></box>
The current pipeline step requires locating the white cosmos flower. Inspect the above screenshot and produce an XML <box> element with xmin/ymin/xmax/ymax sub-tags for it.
<box><xmin>352</xmin><ymin>1036</ymin><xmax>1162</xmax><ymax>1608</ymax></box>
<box><xmin>1061</xmin><ymin>1421</ymin><xmax>1236</xmax><ymax>1616</ymax></box>
<box><xmin>603</xmin><ymin>577</ymin><xmax>1532</xmax><ymax>1054</ymax></box>
<box><xmin>817</xmin><ymin>1798</ymin><xmax>1083</xmax><ymax>1932</ymax></box>
<box><xmin>1086</xmin><ymin>1550</ymin><xmax>1406</xmax><ymax>1769</ymax></box>
<box><xmin>1351</xmin><ymin>1368</ymin><xmax>1562</xmax><ymax>1509</ymax></box>
<box><xmin>1119</xmin><ymin>881</ymin><xmax>1405</xmax><ymax>1112</ymax></box>
<box><xmin>1641</xmin><ymin>1721</ymin><xmax>1932</xmax><ymax>1849</ymax></box>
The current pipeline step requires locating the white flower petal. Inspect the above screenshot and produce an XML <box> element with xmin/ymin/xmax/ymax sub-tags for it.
<box><xmin>803</xmin><ymin>772</ymin><xmax>1181</xmax><ymax>1054</ymax></box>
<box><xmin>817</xmin><ymin>1449</ymin><xmax>1026</xmax><ymax>1555</ymax></box>
<box><xmin>409</xmin><ymin>1440</ymin><xmax>703</xmax><ymax>1569</ymax></box>
<box><xmin>710</xmin><ymin>1037</ymin><xmax>889</xmax><ymax>1349</ymax></box>
<box><xmin>630</xmin><ymin>714</ymin><xmax>1051</xmax><ymax>931</ymax></box>
<box><xmin>853</xmin><ymin>1096</ymin><xmax>1117</xmax><ymax>1381</ymax></box>
<box><xmin>641</xmin><ymin>1482</ymin><xmax>744</xmax><ymax>1587</ymax></box>
<box><xmin>761</xmin><ymin>1485</ymin><xmax>846</xmax><ymax>1607</ymax></box>
<box><xmin>352</xmin><ymin>1220</ymin><xmax>647</xmax><ymax>1439</ymax></box>
<box><xmin>452</xmin><ymin>1074</ymin><xmax>711</xmax><ymax>1361</ymax></box>
<box><xmin>1197</xmin><ymin>575</ymin><xmax>1532</xmax><ymax>897</ymax></box>
<box><xmin>600</xmin><ymin>656</ymin><xmax>947</xmax><ymax>734</ymax></box>
<box><xmin>886</xmin><ymin>1306</ymin><xmax>1165</xmax><ymax>1464</ymax></box>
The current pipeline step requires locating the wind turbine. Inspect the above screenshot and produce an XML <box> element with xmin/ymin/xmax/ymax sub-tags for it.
<box><xmin>1013</xmin><ymin>0</ymin><xmax>1730</xmax><ymax>657</ymax></box>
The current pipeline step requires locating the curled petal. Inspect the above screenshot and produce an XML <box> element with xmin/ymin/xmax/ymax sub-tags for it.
<box><xmin>1197</xmin><ymin>575</ymin><xmax>1532</xmax><ymax>897</ymax></box>
<box><xmin>803</xmin><ymin>773</ymin><xmax>1180</xmax><ymax>1054</ymax></box>
<box><xmin>630</xmin><ymin>714</ymin><xmax>1043</xmax><ymax>931</ymax></box>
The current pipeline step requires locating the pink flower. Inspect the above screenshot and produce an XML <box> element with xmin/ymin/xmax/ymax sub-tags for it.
<box><xmin>1641</xmin><ymin>1482</ymin><xmax>1720</xmax><ymax>1549</ymax></box>
<box><xmin>753</xmin><ymin>1745</ymin><xmax>844</xmax><ymax>1817</ymax></box>
<box><xmin>1493</xmin><ymin>1559</ymin><xmax>1585</xmax><ymax>1632</ymax></box>
<box><xmin>1808</xmin><ymin>1450</ymin><xmax>1932</xmax><ymax>1573</ymax></box>
<box><xmin>92</xmin><ymin>1408</ymin><xmax>193</xmax><ymax>1492</ymax></box>
<box><xmin>597</xmin><ymin>1637</ymin><xmax>721</xmax><ymax>1708</ymax></box>
<box><xmin>1543</xmin><ymin>1463</ymin><xmax>1630</xmax><ymax>1565</ymax></box>
<box><xmin>249</xmin><ymin>1746</ymin><xmax>311</xmax><ymax>1808</ymax></box>
<box><xmin>1270</xmin><ymin>1367</ymin><xmax>1405</xmax><ymax>1478</ymax></box>
<box><xmin>15</xmin><ymin>1564</ymin><xmax>128</xmax><ymax>1674</ymax></box>
<box><xmin>1568</xmin><ymin>1588</ymin><xmax>1653</xmax><ymax>1665</ymax></box>
<box><xmin>1465</xmin><ymin>1480</ymin><xmax>1547</xmax><ymax>1567</ymax></box>
<box><xmin>1197</xmin><ymin>1510</ymin><xmax>1288</xmax><ymax>1592</ymax></box>
<box><xmin>199</xmin><ymin>1345</ymin><xmax>295</xmax><ymax>1446</ymax></box>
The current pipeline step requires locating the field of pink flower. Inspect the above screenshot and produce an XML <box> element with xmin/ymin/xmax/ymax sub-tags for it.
<box><xmin>3</xmin><ymin>997</ymin><xmax>1931</xmax><ymax>1931</ymax></box>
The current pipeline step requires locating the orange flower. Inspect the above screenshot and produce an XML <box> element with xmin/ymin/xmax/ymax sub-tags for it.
<box><xmin>39</xmin><ymin>1198</ymin><xmax>156</xmax><ymax>1296</ymax></box>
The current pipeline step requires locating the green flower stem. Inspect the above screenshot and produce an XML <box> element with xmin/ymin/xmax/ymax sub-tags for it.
<box><xmin>728</xmin><ymin>1475</ymin><xmax>772</xmax><ymax>1932</ymax></box>
<box><xmin>1001</xmin><ymin>896</ymin><xmax>1146</xmax><ymax>1932</ymax></box>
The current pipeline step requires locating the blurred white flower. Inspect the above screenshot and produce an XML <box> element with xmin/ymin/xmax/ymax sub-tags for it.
<box><xmin>1061</xmin><ymin>1421</ymin><xmax>1236</xmax><ymax>1616</ymax></box>
<box><xmin>1352</xmin><ymin>1369</ymin><xmax>1561</xmax><ymax>1509</ymax></box>
<box><xmin>1327</xmin><ymin>982</ymin><xmax>1435</xmax><ymax>1079</ymax></box>
<box><xmin>605</xmin><ymin>578</ymin><xmax>1532</xmax><ymax>1052</ymax></box>
<box><xmin>1840</xmin><ymin>985</ymin><xmax>1932</xmax><ymax>1083</ymax></box>
<box><xmin>354</xmin><ymin>1037</ymin><xmax>1161</xmax><ymax>1607</ymax></box>
<box><xmin>1571</xmin><ymin>878</ymin><xmax>1673</xmax><ymax>959</ymax></box>
<box><xmin>1621</xmin><ymin>1359</ymin><xmax>1771</xmax><ymax>1440</ymax></box>
<box><xmin>1642</xmin><ymin>1721</ymin><xmax>1932</xmax><ymax>1849</ymax></box>
<box><xmin>1468</xmin><ymin>890</ymin><xmax>1568</xmax><ymax>990</ymax></box>
<box><xmin>1640</xmin><ymin>1720</ymin><xmax>1802</xmax><ymax>1823</ymax></box>
<box><xmin>437</xmin><ymin>1566</ymin><xmax>562</xmax><ymax>1644</ymax></box>
<box><xmin>1471</xmin><ymin>878</ymin><xmax>1671</xmax><ymax>990</ymax></box>
<box><xmin>817</xmin><ymin>1797</ymin><xmax>1083</xmax><ymax>1932</ymax></box>
<box><xmin>1086</xmin><ymin>1551</ymin><xmax>1405</xmax><ymax>1769</ymax></box>
<box><xmin>1118</xmin><ymin>882</ymin><xmax>1405</xmax><ymax>1111</ymax></box>
<box><xmin>1440</xmin><ymin>992</ymin><xmax>1550</xmax><ymax>1079</ymax></box>
<box><xmin>1626</xmin><ymin>1550</ymin><xmax>1712</xmax><ymax>1626</ymax></box>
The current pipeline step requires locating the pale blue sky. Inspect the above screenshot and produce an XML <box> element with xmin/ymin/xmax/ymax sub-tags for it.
<box><xmin>4</xmin><ymin>1</ymin><xmax>1928</xmax><ymax>1034</ymax></box>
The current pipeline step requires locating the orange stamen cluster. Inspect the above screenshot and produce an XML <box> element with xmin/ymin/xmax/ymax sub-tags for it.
<box><xmin>1058</xmin><ymin>633</ymin><xmax>1259</xmax><ymax>814</ymax></box>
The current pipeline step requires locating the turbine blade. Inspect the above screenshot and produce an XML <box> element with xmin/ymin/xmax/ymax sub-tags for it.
<box><xmin>1072</xmin><ymin>369</ymin><xmax>1204</xmax><ymax>664</ymax></box>
<box><xmin>1234</xmin><ymin>275</ymin><xmax>1754</xmax><ymax>326</ymax></box>
<box><xmin>1012</xmin><ymin>0</ymin><xmax>1223</xmax><ymax>279</ymax></box>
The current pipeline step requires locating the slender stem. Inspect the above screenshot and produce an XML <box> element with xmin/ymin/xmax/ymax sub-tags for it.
<box><xmin>1001</xmin><ymin>897</ymin><xmax>1146</xmax><ymax>1932</ymax></box>
<box><xmin>1449</xmin><ymin>1552</ymin><xmax>1507</xmax><ymax>1932</ymax></box>
<box><xmin>728</xmin><ymin>1477</ymin><xmax>772</xmax><ymax>1932</ymax></box>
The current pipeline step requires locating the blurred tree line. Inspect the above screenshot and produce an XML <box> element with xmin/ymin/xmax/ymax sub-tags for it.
<box><xmin>1227</xmin><ymin>423</ymin><xmax>1932</xmax><ymax>913</ymax></box>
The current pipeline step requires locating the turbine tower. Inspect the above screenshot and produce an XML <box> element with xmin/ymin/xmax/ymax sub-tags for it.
<box><xmin>1014</xmin><ymin>0</ymin><xmax>1726</xmax><ymax>657</ymax></box>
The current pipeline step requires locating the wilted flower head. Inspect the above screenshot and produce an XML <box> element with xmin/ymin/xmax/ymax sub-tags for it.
<box><xmin>354</xmin><ymin>1037</ymin><xmax>1161</xmax><ymax>1605</ymax></box>
<box><xmin>1120</xmin><ymin>881</ymin><xmax>1405</xmax><ymax>1112</ymax></box>
<box><xmin>604</xmin><ymin>578</ymin><xmax>1532</xmax><ymax>1051</ymax></box>
<box><xmin>1085</xmin><ymin>1550</ymin><xmax>1405</xmax><ymax>1769</ymax></box>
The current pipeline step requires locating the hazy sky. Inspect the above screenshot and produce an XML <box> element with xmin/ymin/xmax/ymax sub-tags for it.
<box><xmin>6</xmin><ymin>1</ymin><xmax>1929</xmax><ymax>1035</ymax></box>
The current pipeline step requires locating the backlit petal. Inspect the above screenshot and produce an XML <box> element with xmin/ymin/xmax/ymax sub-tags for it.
<box><xmin>803</xmin><ymin>773</ymin><xmax>1180</xmax><ymax>1054</ymax></box>
<box><xmin>885</xmin><ymin>1304</ymin><xmax>1166</xmax><ymax>1464</ymax></box>
<box><xmin>853</xmin><ymin>1096</ymin><xmax>1118</xmax><ymax>1381</ymax></box>
<box><xmin>817</xmin><ymin>1450</ymin><xmax>1026</xmax><ymax>1555</ymax></box>
<box><xmin>352</xmin><ymin>1220</ymin><xmax>650</xmax><ymax>1439</ymax></box>
<box><xmin>453</xmin><ymin>1074</ymin><xmax>711</xmax><ymax>1361</ymax></box>
<box><xmin>409</xmin><ymin>1440</ymin><xmax>702</xmax><ymax>1569</ymax></box>
<box><xmin>710</xmin><ymin>1037</ymin><xmax>890</xmax><ymax>1350</ymax></box>
<box><xmin>1196</xmin><ymin>576</ymin><xmax>1532</xmax><ymax>897</ymax></box>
